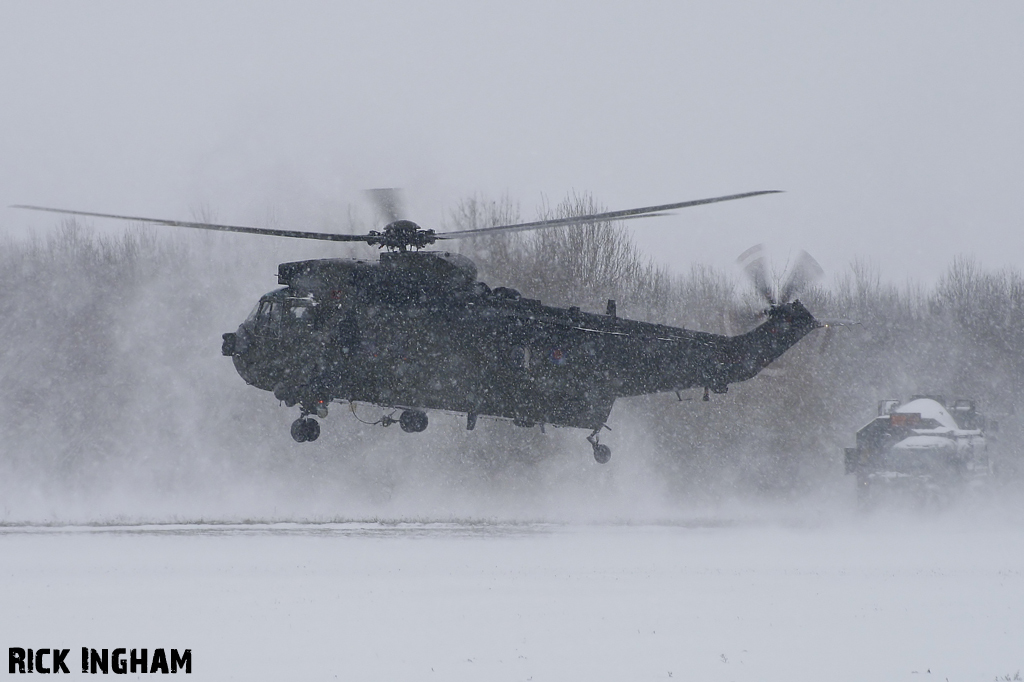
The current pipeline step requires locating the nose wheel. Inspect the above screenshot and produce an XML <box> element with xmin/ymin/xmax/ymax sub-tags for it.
<box><xmin>587</xmin><ymin>428</ymin><xmax>612</xmax><ymax>464</ymax></box>
<box><xmin>290</xmin><ymin>416</ymin><xmax>320</xmax><ymax>442</ymax></box>
<box><xmin>291</xmin><ymin>400</ymin><xmax>329</xmax><ymax>443</ymax></box>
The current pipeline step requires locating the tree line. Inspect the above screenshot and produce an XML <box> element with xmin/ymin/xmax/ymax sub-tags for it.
<box><xmin>1</xmin><ymin>197</ymin><xmax>1020</xmax><ymax>513</ymax></box>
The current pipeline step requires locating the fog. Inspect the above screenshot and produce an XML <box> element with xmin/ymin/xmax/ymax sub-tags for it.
<box><xmin>2</xmin><ymin>2</ymin><xmax>1024</xmax><ymax>284</ymax></box>
<box><xmin>2</xmin><ymin>204</ymin><xmax>1022</xmax><ymax>525</ymax></box>
<box><xmin>5</xmin><ymin>8</ymin><xmax>1024</xmax><ymax>679</ymax></box>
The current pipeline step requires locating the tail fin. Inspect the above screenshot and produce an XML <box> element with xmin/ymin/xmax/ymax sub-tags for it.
<box><xmin>718</xmin><ymin>300</ymin><xmax>819</xmax><ymax>385</ymax></box>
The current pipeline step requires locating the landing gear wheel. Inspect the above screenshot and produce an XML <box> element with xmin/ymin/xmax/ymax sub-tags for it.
<box><xmin>586</xmin><ymin>427</ymin><xmax>612</xmax><ymax>464</ymax></box>
<box><xmin>399</xmin><ymin>409</ymin><xmax>428</xmax><ymax>433</ymax></box>
<box><xmin>291</xmin><ymin>418</ymin><xmax>308</xmax><ymax>443</ymax></box>
<box><xmin>290</xmin><ymin>417</ymin><xmax>320</xmax><ymax>443</ymax></box>
<box><xmin>303</xmin><ymin>418</ymin><xmax>320</xmax><ymax>442</ymax></box>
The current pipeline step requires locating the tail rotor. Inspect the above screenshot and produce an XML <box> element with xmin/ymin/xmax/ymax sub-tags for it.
<box><xmin>779</xmin><ymin>250</ymin><xmax>824</xmax><ymax>305</ymax></box>
<box><xmin>737</xmin><ymin>244</ymin><xmax>823</xmax><ymax>308</ymax></box>
<box><xmin>737</xmin><ymin>243</ymin><xmax>776</xmax><ymax>306</ymax></box>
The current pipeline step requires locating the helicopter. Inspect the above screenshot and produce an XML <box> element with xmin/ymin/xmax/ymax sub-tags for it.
<box><xmin>13</xmin><ymin>190</ymin><xmax>823</xmax><ymax>463</ymax></box>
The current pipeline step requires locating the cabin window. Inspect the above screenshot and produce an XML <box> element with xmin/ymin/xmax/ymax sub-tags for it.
<box><xmin>286</xmin><ymin>300</ymin><xmax>316</xmax><ymax>328</ymax></box>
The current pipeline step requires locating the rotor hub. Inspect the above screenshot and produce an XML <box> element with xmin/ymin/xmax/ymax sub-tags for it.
<box><xmin>368</xmin><ymin>220</ymin><xmax>438</xmax><ymax>251</ymax></box>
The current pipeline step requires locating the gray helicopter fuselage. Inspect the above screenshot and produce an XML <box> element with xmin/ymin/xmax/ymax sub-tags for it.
<box><xmin>224</xmin><ymin>251</ymin><xmax>819</xmax><ymax>431</ymax></box>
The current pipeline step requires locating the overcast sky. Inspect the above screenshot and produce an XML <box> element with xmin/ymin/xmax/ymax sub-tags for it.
<box><xmin>2</xmin><ymin>1</ymin><xmax>1022</xmax><ymax>284</ymax></box>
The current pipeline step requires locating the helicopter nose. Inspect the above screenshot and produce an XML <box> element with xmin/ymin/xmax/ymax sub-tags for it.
<box><xmin>222</xmin><ymin>326</ymin><xmax>252</xmax><ymax>357</ymax></box>
<box><xmin>224</xmin><ymin>326</ymin><xmax>267</xmax><ymax>389</ymax></box>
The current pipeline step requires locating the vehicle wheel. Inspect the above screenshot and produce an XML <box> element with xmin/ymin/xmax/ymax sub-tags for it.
<box><xmin>290</xmin><ymin>418</ymin><xmax>308</xmax><ymax>443</ymax></box>
<box><xmin>304</xmin><ymin>418</ymin><xmax>320</xmax><ymax>442</ymax></box>
<box><xmin>399</xmin><ymin>410</ymin><xmax>428</xmax><ymax>433</ymax></box>
<box><xmin>593</xmin><ymin>444</ymin><xmax>611</xmax><ymax>464</ymax></box>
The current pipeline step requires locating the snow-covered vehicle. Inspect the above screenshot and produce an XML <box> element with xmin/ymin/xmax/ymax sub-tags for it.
<box><xmin>844</xmin><ymin>396</ymin><xmax>995</xmax><ymax>505</ymax></box>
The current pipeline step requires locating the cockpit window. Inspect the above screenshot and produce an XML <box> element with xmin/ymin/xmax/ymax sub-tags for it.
<box><xmin>254</xmin><ymin>300</ymin><xmax>283</xmax><ymax>335</ymax></box>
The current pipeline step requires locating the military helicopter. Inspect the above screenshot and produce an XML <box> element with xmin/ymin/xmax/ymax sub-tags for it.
<box><xmin>13</xmin><ymin>190</ymin><xmax>823</xmax><ymax>463</ymax></box>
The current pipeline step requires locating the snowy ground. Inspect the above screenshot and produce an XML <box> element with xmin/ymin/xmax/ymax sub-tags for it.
<box><xmin>2</xmin><ymin>518</ymin><xmax>1021</xmax><ymax>681</ymax></box>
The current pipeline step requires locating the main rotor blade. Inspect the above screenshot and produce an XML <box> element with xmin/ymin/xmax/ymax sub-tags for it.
<box><xmin>434</xmin><ymin>211</ymin><xmax>675</xmax><ymax>239</ymax></box>
<box><xmin>365</xmin><ymin>188</ymin><xmax>404</xmax><ymax>224</ymax></box>
<box><xmin>9</xmin><ymin>205</ymin><xmax>374</xmax><ymax>242</ymax></box>
<box><xmin>435</xmin><ymin>190</ymin><xmax>782</xmax><ymax>238</ymax></box>
<box><xmin>778</xmin><ymin>250</ymin><xmax>824</xmax><ymax>303</ymax></box>
<box><xmin>737</xmin><ymin>243</ymin><xmax>775</xmax><ymax>306</ymax></box>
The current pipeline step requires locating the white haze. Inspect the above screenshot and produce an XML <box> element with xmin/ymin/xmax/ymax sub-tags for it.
<box><xmin>1</xmin><ymin>2</ymin><xmax>1023</xmax><ymax>284</ymax></box>
<box><xmin>1</xmin><ymin>220</ymin><xmax>1022</xmax><ymax>525</ymax></box>
<box><xmin>3</xmin><ymin>523</ymin><xmax>1023</xmax><ymax>681</ymax></box>
<box><xmin>2</xmin><ymin>6</ymin><xmax>1024</xmax><ymax>679</ymax></box>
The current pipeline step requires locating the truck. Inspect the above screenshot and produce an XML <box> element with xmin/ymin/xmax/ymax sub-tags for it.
<box><xmin>844</xmin><ymin>395</ymin><xmax>995</xmax><ymax>505</ymax></box>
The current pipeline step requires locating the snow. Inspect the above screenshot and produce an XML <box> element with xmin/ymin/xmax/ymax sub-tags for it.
<box><xmin>891</xmin><ymin>435</ymin><xmax>956</xmax><ymax>454</ymax></box>
<box><xmin>2</xmin><ymin>520</ymin><xmax>1022</xmax><ymax>681</ymax></box>
<box><xmin>897</xmin><ymin>399</ymin><xmax>959</xmax><ymax>430</ymax></box>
